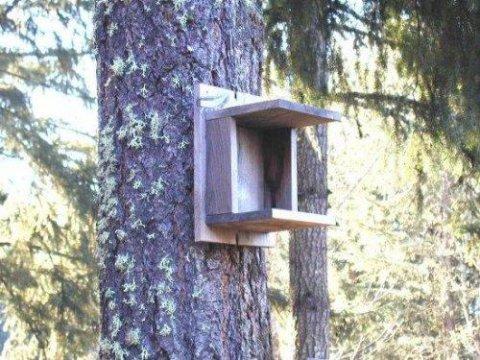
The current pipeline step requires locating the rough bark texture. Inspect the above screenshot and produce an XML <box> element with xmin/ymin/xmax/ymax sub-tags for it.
<box><xmin>0</xmin><ymin>311</ymin><xmax>6</xmax><ymax>354</ymax></box>
<box><xmin>290</xmin><ymin>126</ymin><xmax>329</xmax><ymax>360</ymax></box>
<box><xmin>288</xmin><ymin>1</ymin><xmax>330</xmax><ymax>359</ymax></box>
<box><xmin>94</xmin><ymin>1</ymin><xmax>271</xmax><ymax>358</ymax></box>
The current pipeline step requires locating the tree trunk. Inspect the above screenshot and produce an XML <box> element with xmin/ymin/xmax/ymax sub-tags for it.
<box><xmin>290</xmin><ymin>127</ymin><xmax>329</xmax><ymax>360</ymax></box>
<box><xmin>288</xmin><ymin>1</ymin><xmax>330</xmax><ymax>359</ymax></box>
<box><xmin>94</xmin><ymin>1</ymin><xmax>271</xmax><ymax>358</ymax></box>
<box><xmin>0</xmin><ymin>308</ymin><xmax>7</xmax><ymax>355</ymax></box>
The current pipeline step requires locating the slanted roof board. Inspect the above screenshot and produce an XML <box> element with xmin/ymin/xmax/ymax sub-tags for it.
<box><xmin>205</xmin><ymin>99</ymin><xmax>341</xmax><ymax>129</ymax></box>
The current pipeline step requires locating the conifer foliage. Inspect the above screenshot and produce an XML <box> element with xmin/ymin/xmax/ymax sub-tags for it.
<box><xmin>0</xmin><ymin>0</ymin><xmax>97</xmax><ymax>357</ymax></box>
<box><xmin>266</xmin><ymin>0</ymin><xmax>480</xmax><ymax>169</ymax></box>
<box><xmin>265</xmin><ymin>1</ymin><xmax>480</xmax><ymax>357</ymax></box>
<box><xmin>0</xmin><ymin>0</ymin><xmax>479</xmax><ymax>358</ymax></box>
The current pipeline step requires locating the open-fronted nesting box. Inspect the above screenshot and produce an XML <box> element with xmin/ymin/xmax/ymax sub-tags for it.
<box><xmin>194</xmin><ymin>84</ymin><xmax>340</xmax><ymax>247</ymax></box>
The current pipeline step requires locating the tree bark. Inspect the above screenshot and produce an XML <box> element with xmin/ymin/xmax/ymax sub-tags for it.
<box><xmin>288</xmin><ymin>1</ymin><xmax>330</xmax><ymax>359</ymax></box>
<box><xmin>0</xmin><ymin>308</ymin><xmax>7</xmax><ymax>354</ymax></box>
<box><xmin>94</xmin><ymin>1</ymin><xmax>271</xmax><ymax>358</ymax></box>
<box><xmin>290</xmin><ymin>126</ymin><xmax>329</xmax><ymax>360</ymax></box>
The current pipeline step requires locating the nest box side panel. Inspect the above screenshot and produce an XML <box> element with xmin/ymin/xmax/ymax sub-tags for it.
<box><xmin>206</xmin><ymin>117</ymin><xmax>238</xmax><ymax>215</ymax></box>
<box><xmin>290</xmin><ymin>129</ymin><xmax>298</xmax><ymax>211</ymax></box>
<box><xmin>236</xmin><ymin>126</ymin><xmax>275</xmax><ymax>247</ymax></box>
<box><xmin>194</xmin><ymin>83</ymin><xmax>274</xmax><ymax>247</ymax></box>
<box><xmin>194</xmin><ymin>85</ymin><xmax>236</xmax><ymax>244</ymax></box>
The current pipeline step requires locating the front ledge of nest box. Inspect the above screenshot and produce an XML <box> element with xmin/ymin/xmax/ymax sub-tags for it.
<box><xmin>194</xmin><ymin>83</ymin><xmax>340</xmax><ymax>247</ymax></box>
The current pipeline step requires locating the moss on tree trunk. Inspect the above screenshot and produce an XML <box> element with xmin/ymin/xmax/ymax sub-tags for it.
<box><xmin>94</xmin><ymin>0</ymin><xmax>271</xmax><ymax>358</ymax></box>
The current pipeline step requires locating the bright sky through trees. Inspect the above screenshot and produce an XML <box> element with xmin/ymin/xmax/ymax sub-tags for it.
<box><xmin>1</xmin><ymin>0</ymin><xmax>479</xmax><ymax>357</ymax></box>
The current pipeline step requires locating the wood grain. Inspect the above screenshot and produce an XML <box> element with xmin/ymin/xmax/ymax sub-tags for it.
<box><xmin>206</xmin><ymin>117</ymin><xmax>238</xmax><ymax>214</ymax></box>
<box><xmin>237</xmin><ymin>232</ymin><xmax>275</xmax><ymax>247</ymax></box>
<box><xmin>195</xmin><ymin>84</ymin><xmax>338</xmax><ymax>247</ymax></box>
<box><xmin>206</xmin><ymin>208</ymin><xmax>336</xmax><ymax>233</ymax></box>
<box><xmin>206</xmin><ymin>98</ymin><xmax>341</xmax><ymax>128</ymax></box>
<box><xmin>194</xmin><ymin>86</ymin><xmax>237</xmax><ymax>244</ymax></box>
<box><xmin>195</xmin><ymin>84</ymin><xmax>275</xmax><ymax>247</ymax></box>
<box><xmin>290</xmin><ymin>129</ymin><xmax>298</xmax><ymax>211</ymax></box>
<box><xmin>237</xmin><ymin>126</ymin><xmax>264</xmax><ymax>212</ymax></box>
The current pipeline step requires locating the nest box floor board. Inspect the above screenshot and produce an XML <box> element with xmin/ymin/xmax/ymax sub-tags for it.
<box><xmin>206</xmin><ymin>208</ymin><xmax>336</xmax><ymax>233</ymax></box>
<box><xmin>205</xmin><ymin>99</ymin><xmax>341</xmax><ymax>129</ymax></box>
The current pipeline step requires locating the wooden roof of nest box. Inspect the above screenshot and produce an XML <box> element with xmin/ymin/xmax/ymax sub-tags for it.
<box><xmin>194</xmin><ymin>84</ymin><xmax>340</xmax><ymax>247</ymax></box>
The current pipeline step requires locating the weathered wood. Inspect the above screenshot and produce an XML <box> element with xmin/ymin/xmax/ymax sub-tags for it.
<box><xmin>206</xmin><ymin>124</ymin><xmax>297</xmax><ymax>214</ymax></box>
<box><xmin>237</xmin><ymin>232</ymin><xmax>275</xmax><ymax>247</ymax></box>
<box><xmin>206</xmin><ymin>98</ymin><xmax>341</xmax><ymax>128</ymax></box>
<box><xmin>206</xmin><ymin>209</ymin><xmax>336</xmax><ymax>232</ymax></box>
<box><xmin>206</xmin><ymin>117</ymin><xmax>238</xmax><ymax>215</ymax></box>
<box><xmin>198</xmin><ymin>83</ymin><xmax>261</xmax><ymax>109</ymax></box>
<box><xmin>196</xmin><ymin>86</ymin><xmax>339</xmax><ymax>246</ymax></box>
<box><xmin>194</xmin><ymin>88</ymin><xmax>237</xmax><ymax>245</ymax></box>
<box><xmin>195</xmin><ymin>85</ymin><xmax>273</xmax><ymax>247</ymax></box>
<box><xmin>290</xmin><ymin>129</ymin><xmax>298</xmax><ymax>211</ymax></box>
<box><xmin>237</xmin><ymin>126</ymin><xmax>265</xmax><ymax>212</ymax></box>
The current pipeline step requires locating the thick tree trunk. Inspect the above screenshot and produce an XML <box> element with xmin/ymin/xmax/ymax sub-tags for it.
<box><xmin>288</xmin><ymin>1</ymin><xmax>330</xmax><ymax>359</ymax></box>
<box><xmin>94</xmin><ymin>1</ymin><xmax>271</xmax><ymax>358</ymax></box>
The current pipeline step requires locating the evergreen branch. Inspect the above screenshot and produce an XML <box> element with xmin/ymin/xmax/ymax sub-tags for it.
<box><xmin>56</xmin><ymin>127</ymin><xmax>96</xmax><ymax>142</ymax></box>
<box><xmin>1</xmin><ymin>0</ymin><xmax>22</xmax><ymax>18</ymax></box>
<box><xmin>0</xmin><ymin>242</ymin><xmax>84</xmax><ymax>262</ymax></box>
<box><xmin>332</xmin><ymin>23</ymin><xmax>397</xmax><ymax>48</ymax></box>
<box><xmin>331</xmin><ymin>1</ymin><xmax>372</xmax><ymax>25</ymax></box>
<box><xmin>31</xmin><ymin>244</ymin><xmax>85</xmax><ymax>263</ymax></box>
<box><xmin>331</xmin><ymin>91</ymin><xmax>428</xmax><ymax>113</ymax></box>
<box><xmin>0</xmin><ymin>48</ymin><xmax>91</xmax><ymax>59</ymax></box>
<box><xmin>0</xmin><ymin>108</ymin><xmax>95</xmax><ymax>220</ymax></box>
<box><xmin>0</xmin><ymin>68</ymin><xmax>95</xmax><ymax>103</ymax></box>
<box><xmin>0</xmin><ymin>276</ymin><xmax>48</xmax><ymax>358</ymax></box>
<box><xmin>268</xmin><ymin>288</ymin><xmax>289</xmax><ymax>310</ymax></box>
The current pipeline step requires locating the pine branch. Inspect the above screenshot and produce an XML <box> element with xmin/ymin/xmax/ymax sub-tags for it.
<box><xmin>1</xmin><ymin>0</ymin><xmax>21</xmax><ymax>18</ymax></box>
<box><xmin>0</xmin><ymin>68</ymin><xmax>95</xmax><ymax>103</ymax></box>
<box><xmin>331</xmin><ymin>91</ymin><xmax>428</xmax><ymax>113</ymax></box>
<box><xmin>0</xmin><ymin>108</ymin><xmax>95</xmax><ymax>219</ymax></box>
<box><xmin>332</xmin><ymin>23</ymin><xmax>397</xmax><ymax>48</ymax></box>
<box><xmin>0</xmin><ymin>48</ymin><xmax>91</xmax><ymax>59</ymax></box>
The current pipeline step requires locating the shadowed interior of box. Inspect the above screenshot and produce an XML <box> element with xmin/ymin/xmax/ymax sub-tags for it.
<box><xmin>237</xmin><ymin>126</ymin><xmax>296</xmax><ymax>212</ymax></box>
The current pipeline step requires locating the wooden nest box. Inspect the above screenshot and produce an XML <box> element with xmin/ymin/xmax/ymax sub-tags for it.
<box><xmin>194</xmin><ymin>84</ymin><xmax>341</xmax><ymax>247</ymax></box>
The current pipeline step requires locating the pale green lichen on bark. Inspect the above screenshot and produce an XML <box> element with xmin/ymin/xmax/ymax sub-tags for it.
<box><xmin>126</xmin><ymin>328</ymin><xmax>141</xmax><ymax>346</ymax></box>
<box><xmin>96</xmin><ymin>0</ymin><xmax>271</xmax><ymax>357</ymax></box>
<box><xmin>115</xmin><ymin>254</ymin><xmax>135</xmax><ymax>272</ymax></box>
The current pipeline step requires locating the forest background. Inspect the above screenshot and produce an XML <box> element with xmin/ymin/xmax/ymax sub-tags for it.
<box><xmin>0</xmin><ymin>0</ymin><xmax>479</xmax><ymax>358</ymax></box>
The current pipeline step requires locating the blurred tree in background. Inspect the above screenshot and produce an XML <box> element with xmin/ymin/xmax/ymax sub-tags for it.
<box><xmin>0</xmin><ymin>0</ymin><xmax>97</xmax><ymax>357</ymax></box>
<box><xmin>267</xmin><ymin>1</ymin><xmax>332</xmax><ymax>358</ymax></box>
<box><xmin>0</xmin><ymin>0</ymin><xmax>479</xmax><ymax>358</ymax></box>
<box><xmin>265</xmin><ymin>0</ymin><xmax>480</xmax><ymax>358</ymax></box>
